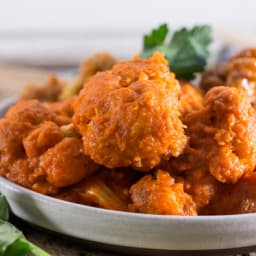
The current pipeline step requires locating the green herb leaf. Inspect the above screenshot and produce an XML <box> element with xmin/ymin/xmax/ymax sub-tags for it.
<box><xmin>141</xmin><ymin>24</ymin><xmax>212</xmax><ymax>80</ymax></box>
<box><xmin>0</xmin><ymin>219</ymin><xmax>25</xmax><ymax>256</ymax></box>
<box><xmin>4</xmin><ymin>238</ymin><xmax>31</xmax><ymax>256</ymax></box>
<box><xmin>0</xmin><ymin>219</ymin><xmax>50</xmax><ymax>256</ymax></box>
<box><xmin>0</xmin><ymin>195</ymin><xmax>9</xmax><ymax>221</ymax></box>
<box><xmin>143</xmin><ymin>23</ymin><xmax>168</xmax><ymax>50</ymax></box>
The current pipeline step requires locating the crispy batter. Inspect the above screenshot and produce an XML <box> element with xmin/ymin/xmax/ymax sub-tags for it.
<box><xmin>200</xmin><ymin>63</ymin><xmax>227</xmax><ymax>91</ymax></box>
<box><xmin>184</xmin><ymin>168</ymin><xmax>220</xmax><ymax>212</ymax></box>
<box><xmin>129</xmin><ymin>170</ymin><xmax>197</xmax><ymax>215</ymax></box>
<box><xmin>1</xmin><ymin>100</ymin><xmax>96</xmax><ymax>194</ymax></box>
<box><xmin>206</xmin><ymin>173</ymin><xmax>256</xmax><ymax>214</ymax></box>
<box><xmin>56</xmin><ymin>173</ymin><xmax>129</xmax><ymax>211</ymax></box>
<box><xmin>200</xmin><ymin>48</ymin><xmax>256</xmax><ymax>107</ymax></box>
<box><xmin>0</xmin><ymin>119</ymin><xmax>32</xmax><ymax>175</ymax></box>
<box><xmin>48</xmin><ymin>98</ymin><xmax>75</xmax><ymax>118</ymax></box>
<box><xmin>73</xmin><ymin>52</ymin><xmax>187</xmax><ymax>171</ymax></box>
<box><xmin>5</xmin><ymin>99</ymin><xmax>70</xmax><ymax>126</ymax></box>
<box><xmin>39</xmin><ymin>137</ymin><xmax>96</xmax><ymax>188</ymax></box>
<box><xmin>179</xmin><ymin>81</ymin><xmax>203</xmax><ymax>120</ymax></box>
<box><xmin>226</xmin><ymin>57</ymin><xmax>256</xmax><ymax>105</ymax></box>
<box><xmin>7</xmin><ymin>157</ymin><xmax>60</xmax><ymax>195</ymax></box>
<box><xmin>60</xmin><ymin>53</ymin><xmax>117</xmax><ymax>100</ymax></box>
<box><xmin>20</xmin><ymin>75</ymin><xmax>64</xmax><ymax>102</ymax></box>
<box><xmin>185</xmin><ymin>86</ymin><xmax>256</xmax><ymax>183</ymax></box>
<box><xmin>6</xmin><ymin>159</ymin><xmax>36</xmax><ymax>188</ymax></box>
<box><xmin>23</xmin><ymin>121</ymin><xmax>63</xmax><ymax>157</ymax></box>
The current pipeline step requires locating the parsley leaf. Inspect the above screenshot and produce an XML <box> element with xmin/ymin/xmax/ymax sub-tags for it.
<box><xmin>0</xmin><ymin>194</ymin><xmax>9</xmax><ymax>221</ymax></box>
<box><xmin>0</xmin><ymin>194</ymin><xmax>51</xmax><ymax>256</ymax></box>
<box><xmin>143</xmin><ymin>23</ymin><xmax>168</xmax><ymax>50</ymax></box>
<box><xmin>141</xmin><ymin>24</ymin><xmax>212</xmax><ymax>80</ymax></box>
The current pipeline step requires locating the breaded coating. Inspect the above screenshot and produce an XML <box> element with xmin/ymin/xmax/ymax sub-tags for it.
<box><xmin>129</xmin><ymin>170</ymin><xmax>197</xmax><ymax>215</ymax></box>
<box><xmin>39</xmin><ymin>137</ymin><xmax>96</xmax><ymax>188</ymax></box>
<box><xmin>200</xmin><ymin>48</ymin><xmax>256</xmax><ymax>107</ymax></box>
<box><xmin>185</xmin><ymin>86</ymin><xmax>256</xmax><ymax>183</ymax></box>
<box><xmin>48</xmin><ymin>98</ymin><xmax>75</xmax><ymax>118</ymax></box>
<box><xmin>226</xmin><ymin>57</ymin><xmax>256</xmax><ymax>104</ymax></box>
<box><xmin>7</xmin><ymin>158</ymin><xmax>60</xmax><ymax>195</ymax></box>
<box><xmin>184</xmin><ymin>168</ymin><xmax>220</xmax><ymax>212</ymax></box>
<box><xmin>5</xmin><ymin>100</ymin><xmax>70</xmax><ymax>126</ymax></box>
<box><xmin>23</xmin><ymin>121</ymin><xmax>63</xmax><ymax>157</ymax></box>
<box><xmin>102</xmin><ymin>168</ymin><xmax>137</xmax><ymax>204</ymax></box>
<box><xmin>206</xmin><ymin>173</ymin><xmax>256</xmax><ymax>214</ymax></box>
<box><xmin>200</xmin><ymin>63</ymin><xmax>227</xmax><ymax>92</ymax></box>
<box><xmin>232</xmin><ymin>48</ymin><xmax>256</xmax><ymax>59</ymax></box>
<box><xmin>179</xmin><ymin>81</ymin><xmax>203</xmax><ymax>120</ymax></box>
<box><xmin>20</xmin><ymin>75</ymin><xmax>64</xmax><ymax>102</ymax></box>
<box><xmin>60</xmin><ymin>53</ymin><xmax>117</xmax><ymax>100</ymax></box>
<box><xmin>167</xmin><ymin>148</ymin><xmax>220</xmax><ymax>211</ymax></box>
<box><xmin>6</xmin><ymin>159</ymin><xmax>36</xmax><ymax>188</ymax></box>
<box><xmin>73</xmin><ymin>52</ymin><xmax>187</xmax><ymax>171</ymax></box>
<box><xmin>56</xmin><ymin>172</ymin><xmax>129</xmax><ymax>211</ymax></box>
<box><xmin>0</xmin><ymin>119</ymin><xmax>32</xmax><ymax>175</ymax></box>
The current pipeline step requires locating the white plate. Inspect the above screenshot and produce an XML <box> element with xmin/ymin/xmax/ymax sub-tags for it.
<box><xmin>1</xmin><ymin>97</ymin><xmax>256</xmax><ymax>255</ymax></box>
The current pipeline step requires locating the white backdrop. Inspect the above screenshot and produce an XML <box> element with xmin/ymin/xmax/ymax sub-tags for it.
<box><xmin>0</xmin><ymin>0</ymin><xmax>256</xmax><ymax>31</ymax></box>
<box><xmin>0</xmin><ymin>0</ymin><xmax>255</xmax><ymax>66</ymax></box>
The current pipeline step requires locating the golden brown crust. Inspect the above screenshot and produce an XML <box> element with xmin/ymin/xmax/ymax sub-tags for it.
<box><xmin>205</xmin><ymin>173</ymin><xmax>256</xmax><ymax>214</ymax></box>
<box><xmin>200</xmin><ymin>48</ymin><xmax>256</xmax><ymax>108</ymax></box>
<box><xmin>5</xmin><ymin>99</ymin><xmax>70</xmax><ymax>126</ymax></box>
<box><xmin>185</xmin><ymin>86</ymin><xmax>256</xmax><ymax>183</ymax></box>
<box><xmin>73</xmin><ymin>52</ymin><xmax>187</xmax><ymax>171</ymax></box>
<box><xmin>129</xmin><ymin>170</ymin><xmax>197</xmax><ymax>215</ymax></box>
<box><xmin>20</xmin><ymin>75</ymin><xmax>64</xmax><ymax>102</ymax></box>
<box><xmin>179</xmin><ymin>81</ymin><xmax>203</xmax><ymax>120</ymax></box>
<box><xmin>0</xmin><ymin>119</ymin><xmax>32</xmax><ymax>175</ymax></box>
<box><xmin>60</xmin><ymin>53</ymin><xmax>117</xmax><ymax>100</ymax></box>
<box><xmin>23</xmin><ymin>121</ymin><xmax>63</xmax><ymax>158</ymax></box>
<box><xmin>39</xmin><ymin>137</ymin><xmax>96</xmax><ymax>188</ymax></box>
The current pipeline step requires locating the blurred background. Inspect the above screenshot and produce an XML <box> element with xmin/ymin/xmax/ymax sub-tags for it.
<box><xmin>0</xmin><ymin>0</ymin><xmax>255</xmax><ymax>97</ymax></box>
<box><xmin>0</xmin><ymin>0</ymin><xmax>256</xmax><ymax>67</ymax></box>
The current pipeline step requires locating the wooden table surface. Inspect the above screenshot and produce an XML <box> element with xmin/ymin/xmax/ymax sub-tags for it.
<box><xmin>1</xmin><ymin>64</ymin><xmax>256</xmax><ymax>256</ymax></box>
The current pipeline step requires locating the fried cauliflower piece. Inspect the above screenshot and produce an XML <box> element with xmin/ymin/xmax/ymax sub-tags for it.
<box><xmin>38</xmin><ymin>137</ymin><xmax>96</xmax><ymax>188</ymax></box>
<box><xmin>6</xmin><ymin>159</ymin><xmax>36</xmax><ymax>188</ymax></box>
<box><xmin>6</xmin><ymin>157</ymin><xmax>60</xmax><ymax>195</ymax></box>
<box><xmin>185</xmin><ymin>86</ymin><xmax>256</xmax><ymax>183</ymax></box>
<box><xmin>184</xmin><ymin>168</ymin><xmax>220</xmax><ymax>212</ymax></box>
<box><xmin>0</xmin><ymin>119</ymin><xmax>32</xmax><ymax>175</ymax></box>
<box><xmin>200</xmin><ymin>48</ymin><xmax>256</xmax><ymax>107</ymax></box>
<box><xmin>232</xmin><ymin>48</ymin><xmax>256</xmax><ymax>59</ymax></box>
<box><xmin>20</xmin><ymin>75</ymin><xmax>64</xmax><ymax>102</ymax></box>
<box><xmin>129</xmin><ymin>170</ymin><xmax>197</xmax><ymax>215</ymax></box>
<box><xmin>206</xmin><ymin>173</ymin><xmax>256</xmax><ymax>214</ymax></box>
<box><xmin>48</xmin><ymin>98</ymin><xmax>75</xmax><ymax>118</ymax></box>
<box><xmin>179</xmin><ymin>81</ymin><xmax>203</xmax><ymax>120</ymax></box>
<box><xmin>23</xmin><ymin>121</ymin><xmax>63</xmax><ymax>157</ymax></box>
<box><xmin>200</xmin><ymin>63</ymin><xmax>227</xmax><ymax>92</ymax></box>
<box><xmin>73</xmin><ymin>52</ymin><xmax>187</xmax><ymax>171</ymax></box>
<box><xmin>0</xmin><ymin>99</ymin><xmax>97</xmax><ymax>195</ymax></box>
<box><xmin>226</xmin><ymin>57</ymin><xmax>256</xmax><ymax>104</ymax></box>
<box><xmin>5</xmin><ymin>100</ymin><xmax>70</xmax><ymax>126</ymax></box>
<box><xmin>56</xmin><ymin>173</ymin><xmax>129</xmax><ymax>211</ymax></box>
<box><xmin>60</xmin><ymin>52</ymin><xmax>117</xmax><ymax>100</ymax></box>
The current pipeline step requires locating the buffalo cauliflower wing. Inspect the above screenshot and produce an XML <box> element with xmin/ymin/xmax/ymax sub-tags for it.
<box><xmin>73</xmin><ymin>52</ymin><xmax>187</xmax><ymax>171</ymax></box>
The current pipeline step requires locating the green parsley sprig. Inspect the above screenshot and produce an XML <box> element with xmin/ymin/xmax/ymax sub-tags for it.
<box><xmin>141</xmin><ymin>23</ymin><xmax>212</xmax><ymax>80</ymax></box>
<box><xmin>0</xmin><ymin>194</ymin><xmax>51</xmax><ymax>256</ymax></box>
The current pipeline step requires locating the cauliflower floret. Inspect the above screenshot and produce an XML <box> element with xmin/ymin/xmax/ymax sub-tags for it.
<box><xmin>73</xmin><ymin>52</ymin><xmax>187</xmax><ymax>171</ymax></box>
